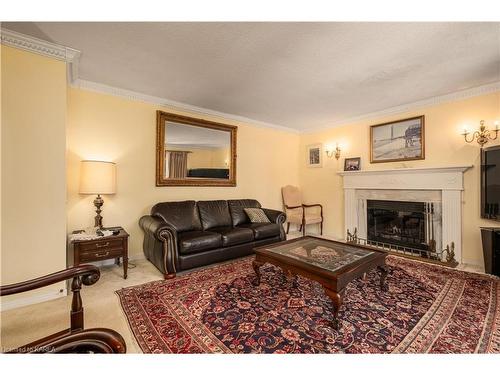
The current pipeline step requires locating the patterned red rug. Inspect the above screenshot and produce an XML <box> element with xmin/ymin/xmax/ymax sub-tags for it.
<box><xmin>116</xmin><ymin>255</ymin><xmax>500</xmax><ymax>353</ymax></box>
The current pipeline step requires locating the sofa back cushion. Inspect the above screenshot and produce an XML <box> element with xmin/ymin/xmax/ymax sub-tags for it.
<box><xmin>198</xmin><ymin>200</ymin><xmax>232</xmax><ymax>230</ymax></box>
<box><xmin>151</xmin><ymin>201</ymin><xmax>202</xmax><ymax>233</ymax></box>
<box><xmin>228</xmin><ymin>199</ymin><xmax>262</xmax><ymax>227</ymax></box>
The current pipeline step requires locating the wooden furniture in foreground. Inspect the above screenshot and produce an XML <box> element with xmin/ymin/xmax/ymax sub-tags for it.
<box><xmin>253</xmin><ymin>236</ymin><xmax>388</xmax><ymax>330</ymax></box>
<box><xmin>70</xmin><ymin>228</ymin><xmax>129</xmax><ymax>279</ymax></box>
<box><xmin>0</xmin><ymin>264</ymin><xmax>126</xmax><ymax>353</ymax></box>
<box><xmin>281</xmin><ymin>185</ymin><xmax>323</xmax><ymax>236</ymax></box>
<box><xmin>480</xmin><ymin>227</ymin><xmax>500</xmax><ymax>276</ymax></box>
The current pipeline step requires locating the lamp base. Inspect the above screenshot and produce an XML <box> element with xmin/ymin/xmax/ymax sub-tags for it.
<box><xmin>94</xmin><ymin>194</ymin><xmax>104</xmax><ymax>229</ymax></box>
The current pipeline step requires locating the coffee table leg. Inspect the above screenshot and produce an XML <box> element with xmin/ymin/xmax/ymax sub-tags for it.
<box><xmin>378</xmin><ymin>265</ymin><xmax>388</xmax><ymax>290</ymax></box>
<box><xmin>252</xmin><ymin>260</ymin><xmax>264</xmax><ymax>286</ymax></box>
<box><xmin>324</xmin><ymin>288</ymin><xmax>343</xmax><ymax>330</ymax></box>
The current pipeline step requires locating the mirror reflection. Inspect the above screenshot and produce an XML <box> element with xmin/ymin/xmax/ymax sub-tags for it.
<box><xmin>156</xmin><ymin>111</ymin><xmax>237</xmax><ymax>187</ymax></box>
<box><xmin>164</xmin><ymin>122</ymin><xmax>231</xmax><ymax>180</ymax></box>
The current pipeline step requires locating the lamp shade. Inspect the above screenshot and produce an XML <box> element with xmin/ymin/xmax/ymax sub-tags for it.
<box><xmin>79</xmin><ymin>160</ymin><xmax>116</xmax><ymax>195</ymax></box>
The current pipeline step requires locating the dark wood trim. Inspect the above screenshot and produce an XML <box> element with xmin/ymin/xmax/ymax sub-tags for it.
<box><xmin>0</xmin><ymin>264</ymin><xmax>99</xmax><ymax>296</ymax></box>
<box><xmin>156</xmin><ymin>110</ymin><xmax>237</xmax><ymax>187</ymax></box>
<box><xmin>370</xmin><ymin>115</ymin><xmax>425</xmax><ymax>164</ymax></box>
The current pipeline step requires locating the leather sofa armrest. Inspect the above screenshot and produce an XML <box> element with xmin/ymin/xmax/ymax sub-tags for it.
<box><xmin>139</xmin><ymin>215</ymin><xmax>178</xmax><ymax>242</ymax></box>
<box><xmin>261</xmin><ymin>208</ymin><xmax>286</xmax><ymax>225</ymax></box>
<box><xmin>139</xmin><ymin>215</ymin><xmax>178</xmax><ymax>277</ymax></box>
<box><xmin>262</xmin><ymin>208</ymin><xmax>286</xmax><ymax>241</ymax></box>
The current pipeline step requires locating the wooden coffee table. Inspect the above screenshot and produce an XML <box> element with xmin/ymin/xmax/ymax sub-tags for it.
<box><xmin>252</xmin><ymin>236</ymin><xmax>388</xmax><ymax>329</ymax></box>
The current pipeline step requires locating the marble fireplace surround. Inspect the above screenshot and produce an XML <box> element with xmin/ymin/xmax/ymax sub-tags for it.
<box><xmin>337</xmin><ymin>166</ymin><xmax>472</xmax><ymax>264</ymax></box>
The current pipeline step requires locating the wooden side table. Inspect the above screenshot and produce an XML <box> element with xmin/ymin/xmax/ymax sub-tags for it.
<box><xmin>70</xmin><ymin>228</ymin><xmax>129</xmax><ymax>279</ymax></box>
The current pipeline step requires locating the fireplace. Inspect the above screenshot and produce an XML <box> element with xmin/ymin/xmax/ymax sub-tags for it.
<box><xmin>338</xmin><ymin>166</ymin><xmax>472</xmax><ymax>264</ymax></box>
<box><xmin>367</xmin><ymin>199</ymin><xmax>435</xmax><ymax>252</ymax></box>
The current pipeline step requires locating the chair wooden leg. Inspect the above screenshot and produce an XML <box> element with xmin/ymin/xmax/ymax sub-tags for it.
<box><xmin>286</xmin><ymin>222</ymin><xmax>290</xmax><ymax>234</ymax></box>
<box><xmin>320</xmin><ymin>222</ymin><xmax>323</xmax><ymax>235</ymax></box>
<box><xmin>302</xmin><ymin>221</ymin><xmax>306</xmax><ymax>237</ymax></box>
<box><xmin>298</xmin><ymin>224</ymin><xmax>302</xmax><ymax>232</ymax></box>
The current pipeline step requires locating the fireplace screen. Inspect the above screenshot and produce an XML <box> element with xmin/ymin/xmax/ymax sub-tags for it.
<box><xmin>367</xmin><ymin>200</ymin><xmax>433</xmax><ymax>251</ymax></box>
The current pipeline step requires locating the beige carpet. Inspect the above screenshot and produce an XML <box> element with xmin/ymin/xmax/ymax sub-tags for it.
<box><xmin>0</xmin><ymin>259</ymin><xmax>163</xmax><ymax>353</ymax></box>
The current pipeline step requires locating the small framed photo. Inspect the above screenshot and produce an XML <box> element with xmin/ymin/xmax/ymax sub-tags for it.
<box><xmin>370</xmin><ymin>115</ymin><xmax>425</xmax><ymax>163</ymax></box>
<box><xmin>344</xmin><ymin>157</ymin><xmax>361</xmax><ymax>171</ymax></box>
<box><xmin>306</xmin><ymin>143</ymin><xmax>322</xmax><ymax>167</ymax></box>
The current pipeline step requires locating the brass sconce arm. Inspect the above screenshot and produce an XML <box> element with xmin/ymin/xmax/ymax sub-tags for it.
<box><xmin>325</xmin><ymin>144</ymin><xmax>341</xmax><ymax>159</ymax></box>
<box><xmin>462</xmin><ymin>120</ymin><xmax>499</xmax><ymax>148</ymax></box>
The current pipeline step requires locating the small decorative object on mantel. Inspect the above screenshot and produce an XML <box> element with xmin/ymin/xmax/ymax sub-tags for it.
<box><xmin>462</xmin><ymin>120</ymin><xmax>499</xmax><ymax>147</ymax></box>
<box><xmin>370</xmin><ymin>115</ymin><xmax>425</xmax><ymax>163</ymax></box>
<box><xmin>344</xmin><ymin>157</ymin><xmax>361</xmax><ymax>171</ymax></box>
<box><xmin>79</xmin><ymin>160</ymin><xmax>116</xmax><ymax>228</ymax></box>
<box><xmin>306</xmin><ymin>143</ymin><xmax>322</xmax><ymax>167</ymax></box>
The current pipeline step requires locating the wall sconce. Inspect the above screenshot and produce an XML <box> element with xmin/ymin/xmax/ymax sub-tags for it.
<box><xmin>462</xmin><ymin>120</ymin><xmax>500</xmax><ymax>147</ymax></box>
<box><xmin>325</xmin><ymin>143</ymin><xmax>341</xmax><ymax>160</ymax></box>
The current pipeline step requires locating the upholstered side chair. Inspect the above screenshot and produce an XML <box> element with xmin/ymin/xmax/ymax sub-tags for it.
<box><xmin>281</xmin><ymin>185</ymin><xmax>323</xmax><ymax>236</ymax></box>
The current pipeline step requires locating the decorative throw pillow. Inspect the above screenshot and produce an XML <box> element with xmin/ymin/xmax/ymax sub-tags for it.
<box><xmin>244</xmin><ymin>208</ymin><xmax>271</xmax><ymax>223</ymax></box>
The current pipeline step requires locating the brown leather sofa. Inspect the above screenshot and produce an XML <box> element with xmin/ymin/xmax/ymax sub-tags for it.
<box><xmin>139</xmin><ymin>199</ymin><xmax>286</xmax><ymax>278</ymax></box>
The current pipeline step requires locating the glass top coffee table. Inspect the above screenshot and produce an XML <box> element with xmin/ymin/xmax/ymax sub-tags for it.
<box><xmin>253</xmin><ymin>236</ymin><xmax>388</xmax><ymax>329</ymax></box>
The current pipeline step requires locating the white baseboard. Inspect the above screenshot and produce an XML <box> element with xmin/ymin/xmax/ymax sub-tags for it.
<box><xmin>0</xmin><ymin>288</ymin><xmax>68</xmax><ymax>312</ymax></box>
<box><xmin>461</xmin><ymin>259</ymin><xmax>484</xmax><ymax>268</ymax></box>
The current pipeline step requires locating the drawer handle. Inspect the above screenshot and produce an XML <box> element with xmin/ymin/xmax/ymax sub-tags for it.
<box><xmin>95</xmin><ymin>251</ymin><xmax>110</xmax><ymax>258</ymax></box>
<box><xmin>95</xmin><ymin>242</ymin><xmax>110</xmax><ymax>248</ymax></box>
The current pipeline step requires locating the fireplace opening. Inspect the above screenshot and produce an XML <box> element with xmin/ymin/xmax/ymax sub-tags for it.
<box><xmin>367</xmin><ymin>200</ymin><xmax>433</xmax><ymax>251</ymax></box>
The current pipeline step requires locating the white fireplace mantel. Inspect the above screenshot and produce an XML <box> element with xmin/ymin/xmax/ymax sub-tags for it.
<box><xmin>337</xmin><ymin>165</ymin><xmax>473</xmax><ymax>264</ymax></box>
<box><xmin>337</xmin><ymin>166</ymin><xmax>472</xmax><ymax>191</ymax></box>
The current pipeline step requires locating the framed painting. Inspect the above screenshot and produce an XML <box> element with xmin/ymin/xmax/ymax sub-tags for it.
<box><xmin>370</xmin><ymin>115</ymin><xmax>425</xmax><ymax>163</ymax></box>
<box><xmin>306</xmin><ymin>143</ymin><xmax>322</xmax><ymax>167</ymax></box>
<box><xmin>344</xmin><ymin>157</ymin><xmax>361</xmax><ymax>171</ymax></box>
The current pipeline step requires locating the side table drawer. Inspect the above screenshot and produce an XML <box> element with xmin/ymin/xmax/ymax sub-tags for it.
<box><xmin>80</xmin><ymin>239</ymin><xmax>123</xmax><ymax>253</ymax></box>
<box><xmin>79</xmin><ymin>248</ymin><xmax>124</xmax><ymax>262</ymax></box>
<box><xmin>70</xmin><ymin>228</ymin><xmax>129</xmax><ymax>279</ymax></box>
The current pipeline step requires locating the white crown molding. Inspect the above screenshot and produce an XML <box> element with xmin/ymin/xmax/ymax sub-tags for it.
<box><xmin>0</xmin><ymin>28</ymin><xmax>81</xmax><ymax>82</ymax></box>
<box><xmin>72</xmin><ymin>78</ymin><xmax>300</xmax><ymax>134</ymax></box>
<box><xmin>2</xmin><ymin>28</ymin><xmax>498</xmax><ymax>135</ymax></box>
<box><xmin>303</xmin><ymin>81</ymin><xmax>500</xmax><ymax>134</ymax></box>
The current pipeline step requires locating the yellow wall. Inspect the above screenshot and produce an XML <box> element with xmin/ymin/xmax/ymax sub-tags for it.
<box><xmin>1</xmin><ymin>46</ymin><xmax>67</xmax><ymax>306</ymax></box>
<box><xmin>2</xmin><ymin>41</ymin><xmax>499</xmax><ymax>307</ymax></box>
<box><xmin>300</xmin><ymin>92</ymin><xmax>500</xmax><ymax>266</ymax></box>
<box><xmin>66</xmin><ymin>88</ymin><xmax>300</xmax><ymax>259</ymax></box>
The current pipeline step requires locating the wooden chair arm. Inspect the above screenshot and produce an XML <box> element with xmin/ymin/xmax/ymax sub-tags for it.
<box><xmin>0</xmin><ymin>265</ymin><xmax>100</xmax><ymax>297</ymax></box>
<box><xmin>302</xmin><ymin>203</ymin><xmax>323</xmax><ymax>209</ymax></box>
<box><xmin>7</xmin><ymin>328</ymin><xmax>126</xmax><ymax>354</ymax></box>
<box><xmin>284</xmin><ymin>204</ymin><xmax>303</xmax><ymax>210</ymax></box>
<box><xmin>303</xmin><ymin>203</ymin><xmax>323</xmax><ymax>217</ymax></box>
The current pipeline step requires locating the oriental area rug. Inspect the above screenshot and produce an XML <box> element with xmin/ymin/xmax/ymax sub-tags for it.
<box><xmin>116</xmin><ymin>255</ymin><xmax>500</xmax><ymax>353</ymax></box>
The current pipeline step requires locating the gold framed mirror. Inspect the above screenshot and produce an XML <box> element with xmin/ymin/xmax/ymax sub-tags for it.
<box><xmin>156</xmin><ymin>111</ymin><xmax>237</xmax><ymax>186</ymax></box>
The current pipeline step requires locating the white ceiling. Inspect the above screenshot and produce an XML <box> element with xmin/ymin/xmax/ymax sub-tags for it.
<box><xmin>4</xmin><ymin>22</ymin><xmax>500</xmax><ymax>131</ymax></box>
